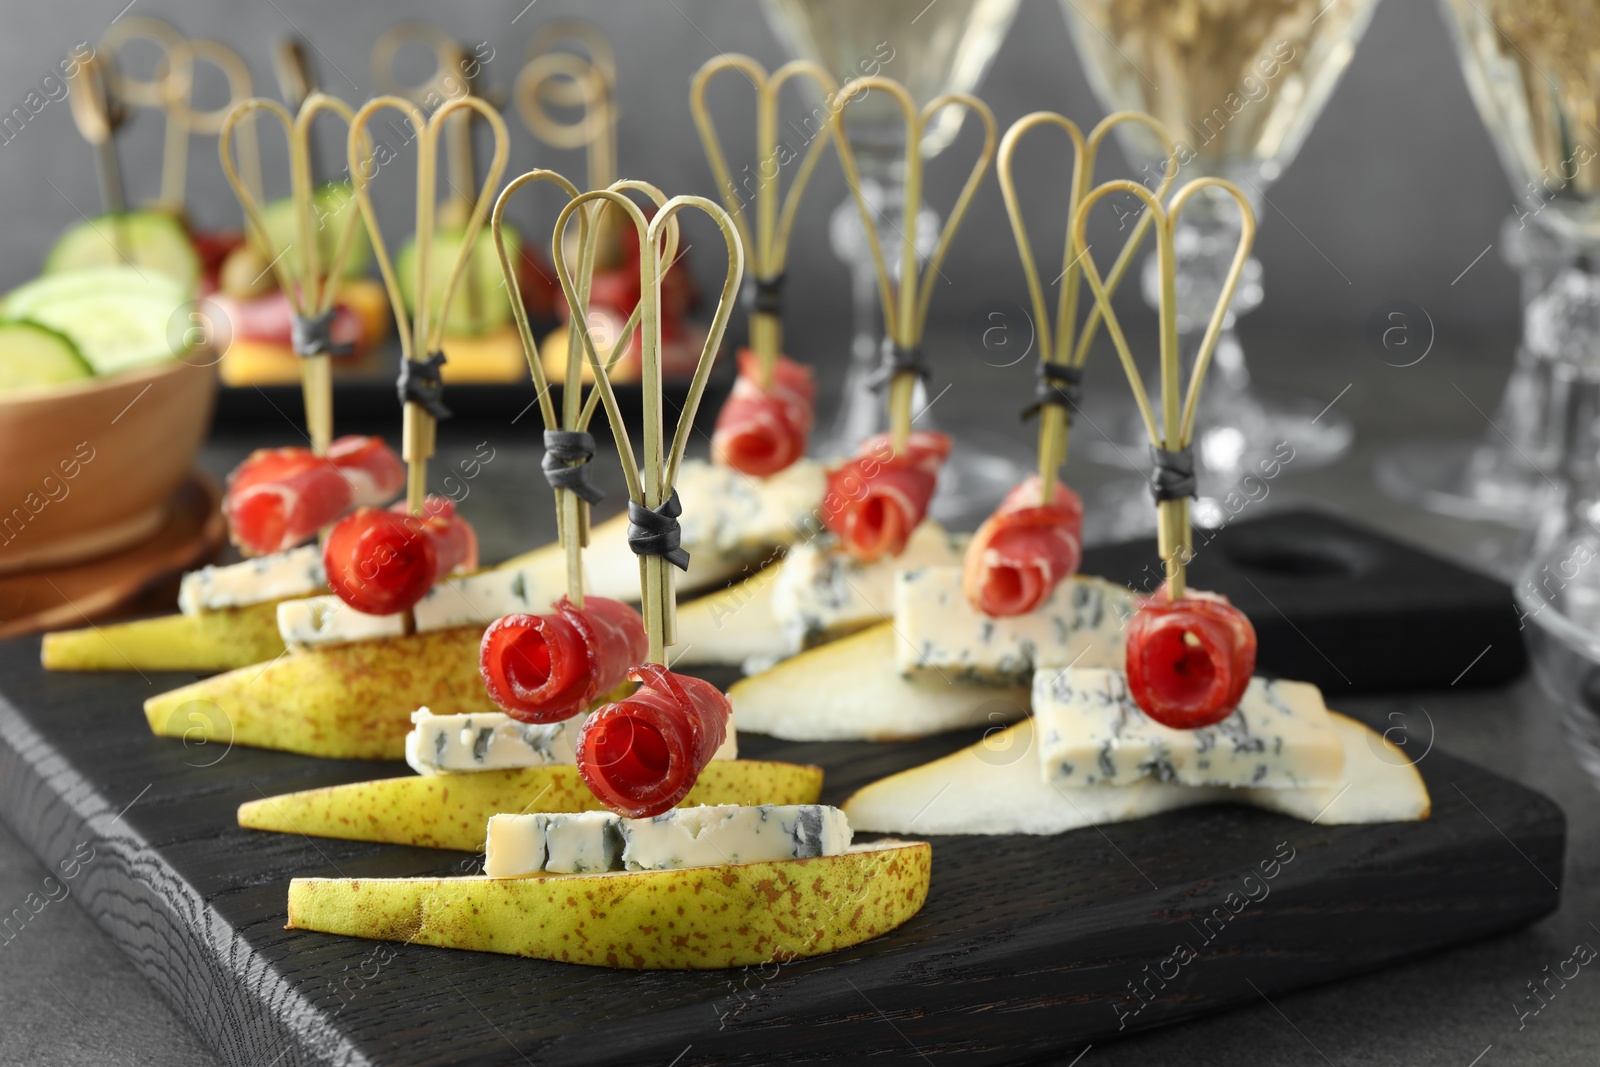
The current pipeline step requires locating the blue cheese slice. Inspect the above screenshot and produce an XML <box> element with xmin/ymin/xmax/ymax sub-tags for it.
<box><xmin>405</xmin><ymin>707</ymin><xmax>740</xmax><ymax>774</ymax></box>
<box><xmin>674</xmin><ymin>457</ymin><xmax>825</xmax><ymax>554</ymax></box>
<box><xmin>771</xmin><ymin>522</ymin><xmax>965</xmax><ymax>655</ymax></box>
<box><xmin>277</xmin><ymin>595</ymin><xmax>405</xmax><ymax>648</ymax></box>
<box><xmin>404</xmin><ymin>707</ymin><xmax>581</xmax><ymax>775</ymax></box>
<box><xmin>484</xmin><ymin>804</ymin><xmax>851</xmax><ymax>877</ymax></box>
<box><xmin>1032</xmin><ymin>667</ymin><xmax>1345</xmax><ymax>789</ymax></box>
<box><xmin>895</xmin><ymin>567</ymin><xmax>1133</xmax><ymax>684</ymax></box>
<box><xmin>411</xmin><ymin>563</ymin><xmax>564</xmax><ymax>632</ymax></box>
<box><xmin>277</xmin><ymin>563</ymin><xmax>563</xmax><ymax>649</ymax></box>
<box><xmin>178</xmin><ymin>545</ymin><xmax>326</xmax><ymax>615</ymax></box>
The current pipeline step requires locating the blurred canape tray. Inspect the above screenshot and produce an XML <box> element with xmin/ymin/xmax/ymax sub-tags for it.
<box><xmin>0</xmin><ymin>647</ymin><xmax>1563</xmax><ymax>1066</ymax></box>
<box><xmin>0</xmin><ymin>474</ymin><xmax>223</xmax><ymax>640</ymax></box>
<box><xmin>1083</xmin><ymin>509</ymin><xmax>1528</xmax><ymax>694</ymax></box>
<box><xmin>213</xmin><ymin>337</ymin><xmax>735</xmax><ymax>427</ymax></box>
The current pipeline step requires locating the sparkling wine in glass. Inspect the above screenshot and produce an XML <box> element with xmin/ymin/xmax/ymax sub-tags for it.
<box><xmin>761</xmin><ymin>0</ymin><xmax>1026</xmax><ymax>523</ymax></box>
<box><xmin>1060</xmin><ymin>0</ymin><xmax>1378</xmax><ymax>508</ymax></box>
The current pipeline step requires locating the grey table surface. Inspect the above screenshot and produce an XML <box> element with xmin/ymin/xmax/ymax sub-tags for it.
<box><xmin>3</xmin><ymin>319</ymin><xmax>1596</xmax><ymax>1067</ymax></box>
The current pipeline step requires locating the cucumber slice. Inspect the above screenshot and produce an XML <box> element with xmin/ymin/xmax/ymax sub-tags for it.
<box><xmin>3</xmin><ymin>266</ymin><xmax>187</xmax><ymax>321</ymax></box>
<box><xmin>260</xmin><ymin>182</ymin><xmax>372</xmax><ymax>280</ymax></box>
<box><xmin>24</xmin><ymin>291</ymin><xmax>190</xmax><ymax>376</ymax></box>
<box><xmin>43</xmin><ymin>210</ymin><xmax>201</xmax><ymax>292</ymax></box>
<box><xmin>396</xmin><ymin>224</ymin><xmax>517</xmax><ymax>337</ymax></box>
<box><xmin>0</xmin><ymin>321</ymin><xmax>93</xmax><ymax>390</ymax></box>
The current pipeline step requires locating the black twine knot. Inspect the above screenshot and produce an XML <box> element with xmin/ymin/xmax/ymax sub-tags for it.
<box><xmin>627</xmin><ymin>490</ymin><xmax>690</xmax><ymax>571</ymax></box>
<box><xmin>1021</xmin><ymin>361</ymin><xmax>1084</xmax><ymax>422</ymax></box>
<box><xmin>290</xmin><ymin>310</ymin><xmax>354</xmax><ymax>358</ymax></box>
<box><xmin>1150</xmin><ymin>445</ymin><xmax>1197</xmax><ymax>502</ymax></box>
<box><xmin>745</xmin><ymin>273</ymin><xmax>785</xmax><ymax>317</ymax></box>
<box><xmin>867</xmin><ymin>338</ymin><xmax>931</xmax><ymax>392</ymax></box>
<box><xmin>541</xmin><ymin>430</ymin><xmax>604</xmax><ymax>505</ymax></box>
<box><xmin>398</xmin><ymin>351</ymin><xmax>451</xmax><ymax>420</ymax></box>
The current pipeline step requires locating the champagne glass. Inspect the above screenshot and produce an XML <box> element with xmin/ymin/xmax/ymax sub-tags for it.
<box><xmin>1059</xmin><ymin>0</ymin><xmax>1377</xmax><ymax>502</ymax></box>
<box><xmin>1377</xmin><ymin>1</ymin><xmax>1600</xmax><ymax>536</ymax></box>
<box><xmin>760</xmin><ymin>0</ymin><xmax>1026</xmax><ymax>523</ymax></box>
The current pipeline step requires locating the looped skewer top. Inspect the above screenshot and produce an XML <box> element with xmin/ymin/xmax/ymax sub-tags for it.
<box><xmin>691</xmin><ymin>54</ymin><xmax>835</xmax><ymax>388</ymax></box>
<box><xmin>828</xmin><ymin>76</ymin><xmax>996</xmax><ymax>454</ymax></box>
<box><xmin>552</xmin><ymin>187</ymin><xmax>744</xmax><ymax>664</ymax></box>
<box><xmin>998</xmin><ymin>110</ymin><xmax>1175</xmax><ymax>502</ymax></box>
<box><xmin>97</xmin><ymin>17</ymin><xmax>182</xmax><ymax>212</ymax></box>
<box><xmin>348</xmin><ymin>94</ymin><xmax>509</xmax><ymax>516</ymax></box>
<box><xmin>492</xmin><ymin>170</ymin><xmax>669</xmax><ymax>606</ymax></box>
<box><xmin>517</xmin><ymin>44</ymin><xmax>617</xmax><ymax>192</ymax></box>
<box><xmin>67</xmin><ymin>52</ymin><xmax>128</xmax><ymax>224</ymax></box>
<box><xmin>164</xmin><ymin>38</ymin><xmax>261</xmax><ymax>210</ymax></box>
<box><xmin>221</xmin><ymin>93</ymin><xmax>366</xmax><ymax>455</ymax></box>
<box><xmin>1071</xmin><ymin>177</ymin><xmax>1256</xmax><ymax>600</ymax></box>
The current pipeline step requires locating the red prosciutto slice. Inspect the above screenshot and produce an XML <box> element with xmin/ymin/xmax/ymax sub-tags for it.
<box><xmin>1125</xmin><ymin>587</ymin><xmax>1257</xmax><ymax>730</ymax></box>
<box><xmin>962</xmin><ymin>476</ymin><xmax>1084</xmax><ymax>617</ymax></box>
<box><xmin>212</xmin><ymin>290</ymin><xmax>366</xmax><ymax>349</ymax></box>
<box><xmin>712</xmin><ymin>350</ymin><xmax>816</xmax><ymax>476</ymax></box>
<box><xmin>822</xmin><ymin>431</ymin><xmax>951</xmax><ymax>563</ymax></box>
<box><xmin>324</xmin><ymin>495</ymin><xmax>478</xmax><ymax>615</ymax></box>
<box><xmin>575</xmin><ymin>664</ymin><xmax>731</xmax><ymax>817</ymax></box>
<box><xmin>225</xmin><ymin>448</ymin><xmax>352</xmax><ymax>556</ymax></box>
<box><xmin>330</xmin><ymin>436</ymin><xmax>406</xmax><ymax>506</ymax></box>
<box><xmin>479</xmin><ymin>597</ymin><xmax>647</xmax><ymax>723</ymax></box>
<box><xmin>388</xmin><ymin>495</ymin><xmax>477</xmax><ymax>575</ymax></box>
<box><xmin>223</xmin><ymin>436</ymin><xmax>404</xmax><ymax>556</ymax></box>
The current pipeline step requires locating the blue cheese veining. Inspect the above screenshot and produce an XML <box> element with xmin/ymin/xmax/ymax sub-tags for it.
<box><xmin>1031</xmin><ymin>667</ymin><xmax>1345</xmax><ymax>789</ymax></box>
<box><xmin>484</xmin><ymin>804</ymin><xmax>851</xmax><ymax>877</ymax></box>
<box><xmin>178</xmin><ymin>544</ymin><xmax>326</xmax><ymax>615</ymax></box>
<box><xmin>895</xmin><ymin>567</ymin><xmax>1134</xmax><ymax>684</ymax></box>
<box><xmin>405</xmin><ymin>707</ymin><xmax>739</xmax><ymax>775</ymax></box>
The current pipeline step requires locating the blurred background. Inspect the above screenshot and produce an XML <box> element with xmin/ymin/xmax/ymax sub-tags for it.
<box><xmin>0</xmin><ymin>0</ymin><xmax>1520</xmax><ymax>364</ymax></box>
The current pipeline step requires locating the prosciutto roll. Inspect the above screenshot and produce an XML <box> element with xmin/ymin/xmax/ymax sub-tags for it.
<box><xmin>1126</xmin><ymin>587</ymin><xmax>1257</xmax><ymax>730</ymax></box>
<box><xmin>323</xmin><ymin>495</ymin><xmax>478</xmax><ymax>616</ymax></box>
<box><xmin>223</xmin><ymin>436</ymin><xmax>404</xmax><ymax>556</ymax></box>
<box><xmin>711</xmin><ymin>350</ymin><xmax>816</xmax><ymax>476</ymax></box>
<box><xmin>479</xmin><ymin>597</ymin><xmax>648</xmax><ymax>724</ymax></box>
<box><xmin>576</xmin><ymin>664</ymin><xmax>732</xmax><ymax>818</ymax></box>
<box><xmin>821</xmin><ymin>431</ymin><xmax>951</xmax><ymax>563</ymax></box>
<box><xmin>962</xmin><ymin>476</ymin><xmax>1084</xmax><ymax>617</ymax></box>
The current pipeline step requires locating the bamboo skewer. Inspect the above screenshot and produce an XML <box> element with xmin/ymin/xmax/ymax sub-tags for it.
<box><xmin>1071</xmin><ymin>178</ymin><xmax>1256</xmax><ymax>599</ymax></box>
<box><xmin>996</xmin><ymin>111</ymin><xmax>1175</xmax><ymax>504</ymax></box>
<box><xmin>553</xmin><ymin>190</ymin><xmax>742</xmax><ymax>666</ymax></box>
<box><xmin>66</xmin><ymin>53</ymin><xmax>129</xmax><ymax>255</ymax></box>
<box><xmin>491</xmin><ymin>173</ymin><xmax>655</xmax><ymax>608</ymax></box>
<box><xmin>371</xmin><ymin>25</ymin><xmax>489</xmax><ymax>328</ymax></box>
<box><xmin>220</xmin><ymin>95</ymin><xmax>366</xmax><ymax>457</ymax></box>
<box><xmin>348</xmin><ymin>96</ymin><xmax>510</xmax><ymax>516</ymax></box>
<box><xmin>826</xmin><ymin>77</ymin><xmax>996</xmax><ymax>455</ymax></box>
<box><xmin>98</xmin><ymin>16</ymin><xmax>184</xmax><ymax>215</ymax></box>
<box><xmin>689</xmin><ymin>54</ymin><xmax>835</xmax><ymax>389</ymax></box>
<box><xmin>164</xmin><ymin>38</ymin><xmax>262</xmax><ymax>210</ymax></box>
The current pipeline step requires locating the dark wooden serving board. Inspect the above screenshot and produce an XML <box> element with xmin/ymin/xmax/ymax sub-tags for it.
<box><xmin>0</xmin><ymin>640</ymin><xmax>1562</xmax><ymax>1067</ymax></box>
<box><xmin>1082</xmin><ymin>509</ymin><xmax>1527</xmax><ymax>694</ymax></box>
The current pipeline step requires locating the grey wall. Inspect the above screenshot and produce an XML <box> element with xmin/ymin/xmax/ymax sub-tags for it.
<box><xmin>0</xmin><ymin>0</ymin><xmax>1519</xmax><ymax>353</ymax></box>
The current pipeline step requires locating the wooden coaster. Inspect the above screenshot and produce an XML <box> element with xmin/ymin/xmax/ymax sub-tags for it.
<box><xmin>0</xmin><ymin>474</ymin><xmax>223</xmax><ymax>639</ymax></box>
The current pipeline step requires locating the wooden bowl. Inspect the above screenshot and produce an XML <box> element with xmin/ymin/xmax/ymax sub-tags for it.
<box><xmin>0</xmin><ymin>357</ymin><xmax>217</xmax><ymax>575</ymax></box>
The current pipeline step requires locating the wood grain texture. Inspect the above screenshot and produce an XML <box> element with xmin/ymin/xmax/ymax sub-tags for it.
<box><xmin>0</xmin><ymin>636</ymin><xmax>1563</xmax><ymax>1067</ymax></box>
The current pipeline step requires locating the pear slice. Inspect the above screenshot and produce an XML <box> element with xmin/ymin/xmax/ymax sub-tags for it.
<box><xmin>144</xmin><ymin>627</ymin><xmax>491</xmax><ymax>760</ymax></box>
<box><xmin>41</xmin><ymin>601</ymin><xmax>287</xmax><ymax>672</ymax></box>
<box><xmin>286</xmin><ymin>838</ymin><xmax>929</xmax><ymax>969</ymax></box>
<box><xmin>730</xmin><ymin>623</ymin><xmax>1029</xmax><ymax>741</ymax></box>
<box><xmin>239</xmin><ymin>760</ymin><xmax>825</xmax><ymax>850</ymax></box>
<box><xmin>669</xmin><ymin>565</ymin><xmax>786</xmax><ymax>669</ymax></box>
<box><xmin>843</xmin><ymin>712</ymin><xmax>1430</xmax><ymax>835</ymax></box>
